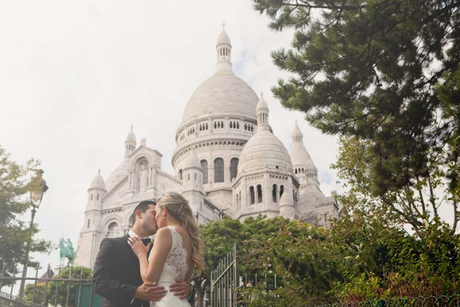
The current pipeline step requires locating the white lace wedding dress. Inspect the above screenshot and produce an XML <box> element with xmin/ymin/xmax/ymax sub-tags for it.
<box><xmin>151</xmin><ymin>226</ymin><xmax>191</xmax><ymax>307</ymax></box>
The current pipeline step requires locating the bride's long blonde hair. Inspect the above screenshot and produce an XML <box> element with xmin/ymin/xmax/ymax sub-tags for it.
<box><xmin>157</xmin><ymin>192</ymin><xmax>205</xmax><ymax>274</ymax></box>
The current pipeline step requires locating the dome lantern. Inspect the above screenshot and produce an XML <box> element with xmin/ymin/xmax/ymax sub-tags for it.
<box><xmin>125</xmin><ymin>125</ymin><xmax>137</xmax><ymax>156</ymax></box>
<box><xmin>292</xmin><ymin>121</ymin><xmax>303</xmax><ymax>143</ymax></box>
<box><xmin>216</xmin><ymin>23</ymin><xmax>232</xmax><ymax>72</ymax></box>
<box><xmin>257</xmin><ymin>92</ymin><xmax>270</xmax><ymax>130</ymax></box>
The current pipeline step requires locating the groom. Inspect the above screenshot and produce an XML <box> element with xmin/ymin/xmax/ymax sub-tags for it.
<box><xmin>93</xmin><ymin>200</ymin><xmax>192</xmax><ymax>307</ymax></box>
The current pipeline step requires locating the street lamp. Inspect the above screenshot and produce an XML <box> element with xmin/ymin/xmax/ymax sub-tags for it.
<box><xmin>18</xmin><ymin>170</ymin><xmax>48</xmax><ymax>298</ymax></box>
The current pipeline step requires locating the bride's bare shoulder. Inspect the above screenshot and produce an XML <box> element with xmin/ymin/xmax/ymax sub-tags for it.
<box><xmin>154</xmin><ymin>227</ymin><xmax>173</xmax><ymax>244</ymax></box>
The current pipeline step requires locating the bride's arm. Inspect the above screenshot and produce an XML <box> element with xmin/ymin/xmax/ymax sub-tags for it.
<box><xmin>141</xmin><ymin>227</ymin><xmax>172</xmax><ymax>283</ymax></box>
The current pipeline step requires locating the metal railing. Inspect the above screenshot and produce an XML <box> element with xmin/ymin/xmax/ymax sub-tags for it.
<box><xmin>0</xmin><ymin>291</ymin><xmax>45</xmax><ymax>307</ymax></box>
<box><xmin>210</xmin><ymin>244</ymin><xmax>239</xmax><ymax>307</ymax></box>
<box><xmin>0</xmin><ymin>263</ymin><xmax>101</xmax><ymax>307</ymax></box>
<box><xmin>209</xmin><ymin>248</ymin><xmax>459</xmax><ymax>307</ymax></box>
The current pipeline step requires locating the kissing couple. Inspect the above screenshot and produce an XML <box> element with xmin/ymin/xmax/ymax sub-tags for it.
<box><xmin>93</xmin><ymin>192</ymin><xmax>205</xmax><ymax>307</ymax></box>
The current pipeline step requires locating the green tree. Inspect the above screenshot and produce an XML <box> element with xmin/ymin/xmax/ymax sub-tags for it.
<box><xmin>239</xmin><ymin>214</ymin><xmax>460</xmax><ymax>306</ymax></box>
<box><xmin>24</xmin><ymin>283</ymin><xmax>47</xmax><ymax>305</ymax></box>
<box><xmin>195</xmin><ymin>216</ymin><xmax>285</xmax><ymax>307</ymax></box>
<box><xmin>253</xmin><ymin>0</ymin><xmax>460</xmax><ymax>233</ymax></box>
<box><xmin>0</xmin><ymin>146</ymin><xmax>52</xmax><ymax>289</ymax></box>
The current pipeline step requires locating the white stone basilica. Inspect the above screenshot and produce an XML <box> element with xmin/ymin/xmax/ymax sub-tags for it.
<box><xmin>75</xmin><ymin>28</ymin><xmax>340</xmax><ymax>268</ymax></box>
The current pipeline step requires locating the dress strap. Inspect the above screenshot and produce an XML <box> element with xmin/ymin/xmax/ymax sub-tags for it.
<box><xmin>167</xmin><ymin>226</ymin><xmax>183</xmax><ymax>249</ymax></box>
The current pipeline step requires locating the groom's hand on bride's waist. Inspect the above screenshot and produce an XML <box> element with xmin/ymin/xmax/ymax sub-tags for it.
<box><xmin>134</xmin><ymin>282</ymin><xmax>167</xmax><ymax>302</ymax></box>
<box><xmin>169</xmin><ymin>280</ymin><xmax>191</xmax><ymax>299</ymax></box>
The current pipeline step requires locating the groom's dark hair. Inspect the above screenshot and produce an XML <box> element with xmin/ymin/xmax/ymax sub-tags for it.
<box><xmin>130</xmin><ymin>200</ymin><xmax>156</xmax><ymax>224</ymax></box>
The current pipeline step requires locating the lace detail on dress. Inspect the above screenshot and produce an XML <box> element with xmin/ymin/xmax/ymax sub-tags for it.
<box><xmin>164</xmin><ymin>226</ymin><xmax>188</xmax><ymax>280</ymax></box>
<box><xmin>150</xmin><ymin>226</ymin><xmax>191</xmax><ymax>306</ymax></box>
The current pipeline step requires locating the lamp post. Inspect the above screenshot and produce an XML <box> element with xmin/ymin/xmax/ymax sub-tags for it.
<box><xmin>18</xmin><ymin>170</ymin><xmax>48</xmax><ymax>298</ymax></box>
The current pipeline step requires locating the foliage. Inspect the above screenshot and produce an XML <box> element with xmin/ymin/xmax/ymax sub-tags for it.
<box><xmin>194</xmin><ymin>216</ymin><xmax>284</xmax><ymax>307</ymax></box>
<box><xmin>193</xmin><ymin>217</ymin><xmax>246</xmax><ymax>307</ymax></box>
<box><xmin>24</xmin><ymin>283</ymin><xmax>46</xmax><ymax>305</ymax></box>
<box><xmin>23</xmin><ymin>266</ymin><xmax>92</xmax><ymax>306</ymax></box>
<box><xmin>0</xmin><ymin>146</ymin><xmax>52</xmax><ymax>289</ymax></box>
<box><xmin>239</xmin><ymin>213</ymin><xmax>460</xmax><ymax>306</ymax></box>
<box><xmin>240</xmin><ymin>218</ymin><xmax>339</xmax><ymax>306</ymax></box>
<box><xmin>253</xmin><ymin>0</ymin><xmax>460</xmax><ymax>233</ymax></box>
<box><xmin>332</xmin><ymin>135</ymin><xmax>449</xmax><ymax>237</ymax></box>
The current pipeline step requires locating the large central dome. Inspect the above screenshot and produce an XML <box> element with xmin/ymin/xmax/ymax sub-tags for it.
<box><xmin>180</xmin><ymin>28</ymin><xmax>258</xmax><ymax>126</ymax></box>
<box><xmin>181</xmin><ymin>70</ymin><xmax>258</xmax><ymax>123</ymax></box>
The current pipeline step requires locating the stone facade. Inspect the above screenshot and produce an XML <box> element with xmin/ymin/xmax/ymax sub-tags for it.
<box><xmin>75</xmin><ymin>28</ymin><xmax>340</xmax><ymax>269</ymax></box>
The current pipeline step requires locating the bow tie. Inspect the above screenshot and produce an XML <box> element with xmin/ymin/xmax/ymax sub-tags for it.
<box><xmin>142</xmin><ymin>238</ymin><xmax>151</xmax><ymax>246</ymax></box>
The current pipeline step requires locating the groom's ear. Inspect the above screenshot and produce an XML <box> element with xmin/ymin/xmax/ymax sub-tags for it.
<box><xmin>135</xmin><ymin>209</ymin><xmax>143</xmax><ymax>220</ymax></box>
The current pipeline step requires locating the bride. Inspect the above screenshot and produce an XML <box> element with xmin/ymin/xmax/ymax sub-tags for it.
<box><xmin>128</xmin><ymin>192</ymin><xmax>205</xmax><ymax>306</ymax></box>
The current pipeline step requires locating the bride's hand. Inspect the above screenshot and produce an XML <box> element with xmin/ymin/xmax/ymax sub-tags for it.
<box><xmin>127</xmin><ymin>237</ymin><xmax>151</xmax><ymax>257</ymax></box>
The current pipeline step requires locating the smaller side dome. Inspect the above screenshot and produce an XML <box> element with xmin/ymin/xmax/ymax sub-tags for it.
<box><xmin>290</xmin><ymin>123</ymin><xmax>318</xmax><ymax>172</ymax></box>
<box><xmin>239</xmin><ymin>94</ymin><xmax>292</xmax><ymax>173</ymax></box>
<box><xmin>90</xmin><ymin>170</ymin><xmax>106</xmax><ymax>190</ymax></box>
<box><xmin>184</xmin><ymin>151</ymin><xmax>202</xmax><ymax>170</ymax></box>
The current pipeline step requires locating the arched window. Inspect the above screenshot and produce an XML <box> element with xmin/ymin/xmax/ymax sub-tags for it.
<box><xmin>280</xmin><ymin>185</ymin><xmax>284</xmax><ymax>198</ymax></box>
<box><xmin>230</xmin><ymin>158</ymin><xmax>239</xmax><ymax>181</ymax></box>
<box><xmin>214</xmin><ymin>158</ymin><xmax>224</xmax><ymax>183</ymax></box>
<box><xmin>257</xmin><ymin>185</ymin><xmax>263</xmax><ymax>203</ymax></box>
<box><xmin>272</xmin><ymin>184</ymin><xmax>277</xmax><ymax>202</ymax></box>
<box><xmin>179</xmin><ymin>169</ymin><xmax>183</xmax><ymax>180</ymax></box>
<box><xmin>201</xmin><ymin>160</ymin><xmax>208</xmax><ymax>184</ymax></box>
<box><xmin>250</xmin><ymin>186</ymin><xmax>255</xmax><ymax>205</ymax></box>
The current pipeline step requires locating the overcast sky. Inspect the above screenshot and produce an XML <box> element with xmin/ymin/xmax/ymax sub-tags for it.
<box><xmin>2</xmin><ymin>0</ymin><xmax>454</xmax><ymax>285</ymax></box>
<box><xmin>0</xmin><ymin>1</ymin><xmax>340</xmax><ymax>278</ymax></box>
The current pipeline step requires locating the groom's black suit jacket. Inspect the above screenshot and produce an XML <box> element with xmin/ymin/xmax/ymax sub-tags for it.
<box><xmin>93</xmin><ymin>234</ymin><xmax>150</xmax><ymax>307</ymax></box>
